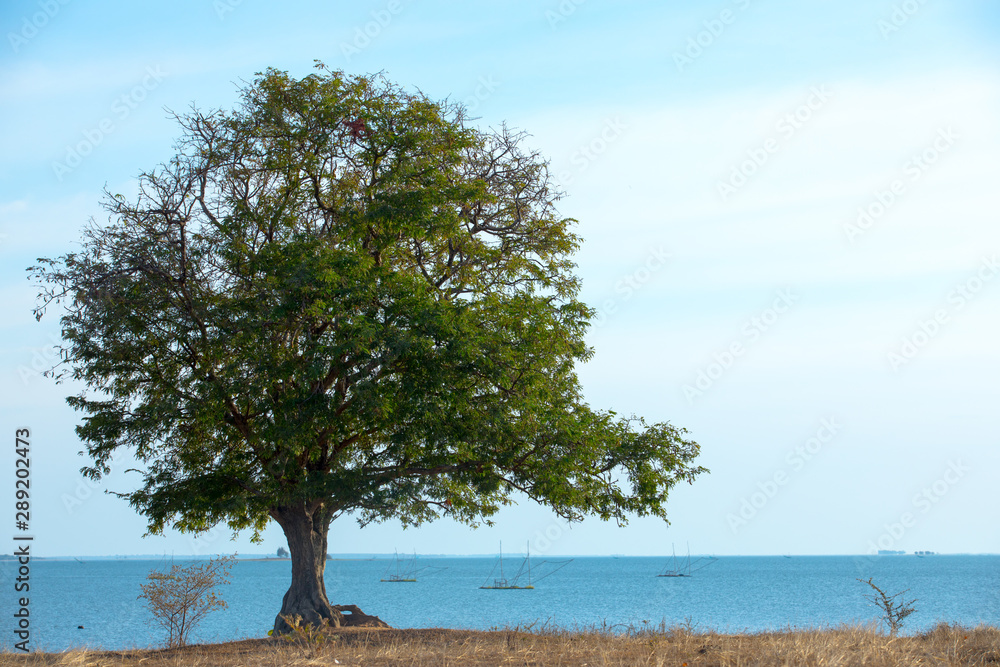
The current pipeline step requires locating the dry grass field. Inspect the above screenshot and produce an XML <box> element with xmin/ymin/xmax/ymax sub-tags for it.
<box><xmin>1</xmin><ymin>623</ymin><xmax>998</xmax><ymax>666</ymax></box>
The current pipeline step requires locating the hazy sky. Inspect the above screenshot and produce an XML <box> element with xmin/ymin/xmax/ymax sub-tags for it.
<box><xmin>1</xmin><ymin>0</ymin><xmax>998</xmax><ymax>559</ymax></box>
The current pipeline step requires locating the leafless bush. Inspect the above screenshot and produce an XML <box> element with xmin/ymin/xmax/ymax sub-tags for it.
<box><xmin>858</xmin><ymin>576</ymin><xmax>917</xmax><ymax>636</ymax></box>
<box><xmin>138</xmin><ymin>555</ymin><xmax>235</xmax><ymax>647</ymax></box>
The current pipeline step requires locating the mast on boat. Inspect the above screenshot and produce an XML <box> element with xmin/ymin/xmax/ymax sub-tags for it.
<box><xmin>480</xmin><ymin>540</ymin><xmax>571</xmax><ymax>590</ymax></box>
<box><xmin>500</xmin><ymin>541</ymin><xmax>505</xmax><ymax>585</ymax></box>
<box><xmin>657</xmin><ymin>542</ymin><xmax>717</xmax><ymax>578</ymax></box>
<box><xmin>526</xmin><ymin>541</ymin><xmax>531</xmax><ymax>587</ymax></box>
<box><xmin>481</xmin><ymin>541</ymin><xmax>531</xmax><ymax>589</ymax></box>
<box><xmin>380</xmin><ymin>549</ymin><xmax>417</xmax><ymax>582</ymax></box>
<box><xmin>379</xmin><ymin>549</ymin><xmax>447</xmax><ymax>583</ymax></box>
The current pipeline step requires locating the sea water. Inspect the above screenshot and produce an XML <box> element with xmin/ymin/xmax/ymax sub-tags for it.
<box><xmin>2</xmin><ymin>554</ymin><xmax>998</xmax><ymax>651</ymax></box>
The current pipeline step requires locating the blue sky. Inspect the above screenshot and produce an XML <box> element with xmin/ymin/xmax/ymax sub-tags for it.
<box><xmin>1</xmin><ymin>0</ymin><xmax>998</xmax><ymax>558</ymax></box>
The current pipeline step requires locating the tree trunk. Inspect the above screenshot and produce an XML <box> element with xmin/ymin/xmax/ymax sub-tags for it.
<box><xmin>271</xmin><ymin>502</ymin><xmax>388</xmax><ymax>634</ymax></box>
<box><xmin>271</xmin><ymin>502</ymin><xmax>336</xmax><ymax>633</ymax></box>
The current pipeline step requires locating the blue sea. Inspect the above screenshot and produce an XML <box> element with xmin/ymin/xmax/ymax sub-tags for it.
<box><xmin>2</xmin><ymin>555</ymin><xmax>998</xmax><ymax>652</ymax></box>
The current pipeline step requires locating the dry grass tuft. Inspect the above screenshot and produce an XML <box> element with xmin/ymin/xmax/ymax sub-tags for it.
<box><xmin>1</xmin><ymin>622</ymin><xmax>998</xmax><ymax>666</ymax></box>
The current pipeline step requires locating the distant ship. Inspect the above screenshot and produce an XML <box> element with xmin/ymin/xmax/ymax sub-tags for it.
<box><xmin>479</xmin><ymin>542</ymin><xmax>572</xmax><ymax>590</ymax></box>
<box><xmin>914</xmin><ymin>550</ymin><xmax>936</xmax><ymax>556</ymax></box>
<box><xmin>380</xmin><ymin>550</ymin><xmax>417</xmax><ymax>582</ymax></box>
<box><xmin>657</xmin><ymin>543</ymin><xmax>718</xmax><ymax>577</ymax></box>
<box><xmin>379</xmin><ymin>550</ymin><xmax>446</xmax><ymax>582</ymax></box>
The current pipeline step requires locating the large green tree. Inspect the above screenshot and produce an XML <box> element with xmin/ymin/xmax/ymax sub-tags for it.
<box><xmin>31</xmin><ymin>64</ymin><xmax>705</xmax><ymax>633</ymax></box>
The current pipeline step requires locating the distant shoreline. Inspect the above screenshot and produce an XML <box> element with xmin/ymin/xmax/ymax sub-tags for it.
<box><xmin>3</xmin><ymin>552</ymin><xmax>997</xmax><ymax>561</ymax></box>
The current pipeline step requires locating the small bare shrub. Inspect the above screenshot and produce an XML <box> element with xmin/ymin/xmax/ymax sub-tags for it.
<box><xmin>138</xmin><ymin>555</ymin><xmax>235</xmax><ymax>647</ymax></box>
<box><xmin>857</xmin><ymin>577</ymin><xmax>917</xmax><ymax>636</ymax></box>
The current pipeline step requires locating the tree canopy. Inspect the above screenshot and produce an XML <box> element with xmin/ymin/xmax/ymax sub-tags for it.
<box><xmin>30</xmin><ymin>63</ymin><xmax>706</xmax><ymax>631</ymax></box>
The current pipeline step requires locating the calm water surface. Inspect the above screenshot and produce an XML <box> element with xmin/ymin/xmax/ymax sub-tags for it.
<box><xmin>2</xmin><ymin>554</ymin><xmax>998</xmax><ymax>651</ymax></box>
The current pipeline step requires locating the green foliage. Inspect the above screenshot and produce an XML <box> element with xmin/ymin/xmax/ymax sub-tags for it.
<box><xmin>29</xmin><ymin>63</ymin><xmax>705</xmax><ymax>545</ymax></box>
<box><xmin>139</xmin><ymin>555</ymin><xmax>234</xmax><ymax>647</ymax></box>
<box><xmin>857</xmin><ymin>577</ymin><xmax>917</xmax><ymax>636</ymax></box>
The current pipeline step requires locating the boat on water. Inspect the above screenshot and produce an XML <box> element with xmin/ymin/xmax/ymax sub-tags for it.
<box><xmin>479</xmin><ymin>542</ymin><xmax>572</xmax><ymax>590</ymax></box>
<box><xmin>657</xmin><ymin>543</ymin><xmax>718</xmax><ymax>578</ymax></box>
<box><xmin>380</xmin><ymin>550</ymin><xmax>418</xmax><ymax>582</ymax></box>
<box><xmin>380</xmin><ymin>550</ymin><xmax>446</xmax><ymax>582</ymax></box>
